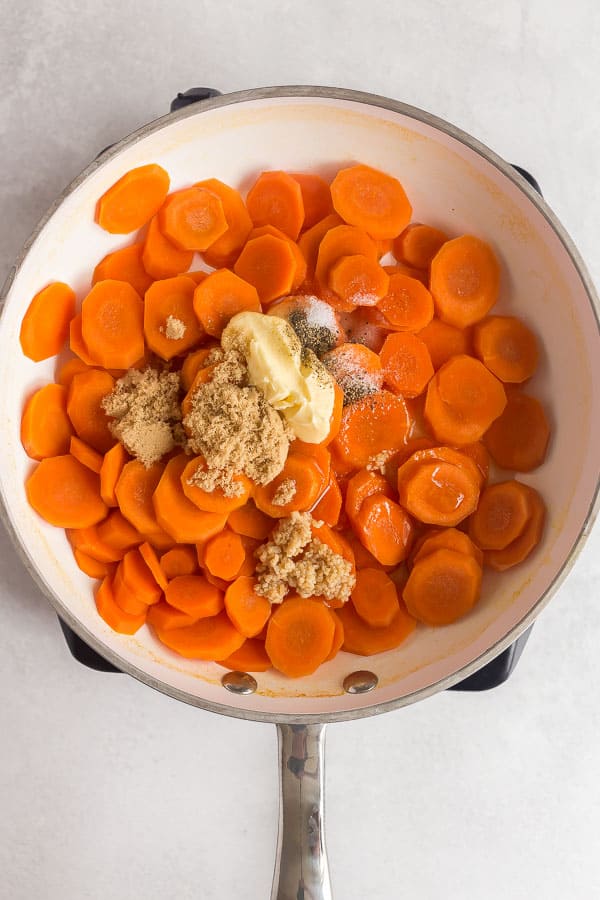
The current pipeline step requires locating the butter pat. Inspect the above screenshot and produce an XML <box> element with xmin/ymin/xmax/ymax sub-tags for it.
<box><xmin>222</xmin><ymin>311</ymin><xmax>335</xmax><ymax>443</ymax></box>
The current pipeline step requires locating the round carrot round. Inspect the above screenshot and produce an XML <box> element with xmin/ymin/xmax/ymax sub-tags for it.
<box><xmin>96</xmin><ymin>164</ymin><xmax>170</xmax><ymax>234</ymax></box>
<box><xmin>473</xmin><ymin>315</ymin><xmax>539</xmax><ymax>383</ymax></box>
<box><xmin>337</xmin><ymin>600</ymin><xmax>416</xmax><ymax>656</ymax></box>
<box><xmin>430</xmin><ymin>234</ymin><xmax>500</xmax><ymax>328</ymax></box>
<box><xmin>380</xmin><ymin>332</ymin><xmax>434</xmax><ymax>398</ymax></box>
<box><xmin>403</xmin><ymin>548</ymin><xmax>482</xmax><ymax>626</ymax></box>
<box><xmin>469</xmin><ymin>480</ymin><xmax>533</xmax><ymax>550</ymax></box>
<box><xmin>351</xmin><ymin>568</ymin><xmax>400</xmax><ymax>627</ymax></box>
<box><xmin>330</xmin><ymin>164</ymin><xmax>412</xmax><ymax>239</ymax></box>
<box><xmin>26</xmin><ymin>455</ymin><xmax>107</xmax><ymax>528</ymax></box>
<box><xmin>265</xmin><ymin>597</ymin><xmax>335</xmax><ymax>677</ymax></box>
<box><xmin>483</xmin><ymin>391</ymin><xmax>550</xmax><ymax>472</ymax></box>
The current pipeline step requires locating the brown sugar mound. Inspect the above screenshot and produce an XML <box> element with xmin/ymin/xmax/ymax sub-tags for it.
<box><xmin>255</xmin><ymin>511</ymin><xmax>356</xmax><ymax>604</ymax></box>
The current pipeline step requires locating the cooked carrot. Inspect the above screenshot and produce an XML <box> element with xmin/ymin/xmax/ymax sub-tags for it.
<box><xmin>484</xmin><ymin>485</ymin><xmax>546</xmax><ymax>571</ymax></box>
<box><xmin>165</xmin><ymin>574</ymin><xmax>224</xmax><ymax>618</ymax></box>
<box><xmin>323</xmin><ymin>609</ymin><xmax>345</xmax><ymax>661</ymax></box>
<box><xmin>248</xmin><ymin>226</ymin><xmax>307</xmax><ymax>291</ymax></box>
<box><xmin>200</xmin><ymin>566</ymin><xmax>230</xmax><ymax>593</ymax></box>
<box><xmin>265</xmin><ymin>597</ymin><xmax>335</xmax><ymax>677</ymax></box>
<box><xmin>413</xmin><ymin>528</ymin><xmax>483</xmax><ymax>568</ymax></box>
<box><xmin>315</xmin><ymin>224</ymin><xmax>378</xmax><ymax>287</ymax></box>
<box><xmin>138</xmin><ymin>541</ymin><xmax>169</xmax><ymax>591</ymax></box>
<box><xmin>394</xmin><ymin>223</ymin><xmax>448</xmax><ymax>269</ymax></box>
<box><xmin>180</xmin><ymin>347</ymin><xmax>215</xmax><ymax>391</ymax></box>
<box><xmin>143</xmin><ymin>529</ymin><xmax>176</xmax><ymax>552</ymax></box>
<box><xmin>181</xmin><ymin>456</ymin><xmax>252</xmax><ymax>513</ymax></box>
<box><xmin>246</xmin><ymin>171</ymin><xmax>305</xmax><ymax>240</ymax></box>
<box><xmin>473</xmin><ymin>315</ymin><xmax>539</xmax><ymax>383</ymax></box>
<box><xmin>417</xmin><ymin>319</ymin><xmax>472</xmax><ymax>370</ymax></box>
<box><xmin>21</xmin><ymin>383</ymin><xmax>73</xmax><ymax>460</ymax></box>
<box><xmin>342</xmin><ymin>526</ymin><xmax>388</xmax><ymax>572</ymax></box>
<box><xmin>96</xmin><ymin>163</ymin><xmax>169</xmax><ymax>233</ymax></box>
<box><xmin>195</xmin><ymin>178</ymin><xmax>253</xmax><ymax>267</ymax></box>
<box><xmin>483</xmin><ymin>391</ymin><xmax>550</xmax><ymax>472</ymax></box>
<box><xmin>224</xmin><ymin>576</ymin><xmax>271</xmax><ymax>637</ymax></box>
<box><xmin>92</xmin><ymin>243</ymin><xmax>153</xmax><ymax>297</ymax></box>
<box><xmin>322</xmin><ymin>343</ymin><xmax>384</xmax><ymax>404</ymax></box>
<box><xmin>298</xmin><ymin>213</ymin><xmax>343</xmax><ymax>272</ymax></box>
<box><xmin>152</xmin><ymin>610</ymin><xmax>245</xmax><ymax>660</ymax></box>
<box><xmin>403</xmin><ymin>548</ymin><xmax>482</xmax><ymax>625</ymax></box>
<box><xmin>185</xmin><ymin>270</ymin><xmax>209</xmax><ymax>285</ymax></box>
<box><xmin>81</xmin><ymin>280</ymin><xmax>144</xmax><ymax>369</ymax></box>
<box><xmin>345</xmin><ymin>468</ymin><xmax>392</xmax><ymax>526</ymax></box>
<box><xmin>202</xmin><ymin>529</ymin><xmax>246</xmax><ymax>581</ymax></box>
<box><xmin>143</xmin><ymin>275</ymin><xmax>204</xmax><ymax>360</ymax></box>
<box><xmin>377</xmin><ymin>273</ymin><xmax>434</xmax><ymax>332</ymax></box>
<box><xmin>430</xmin><ymin>235</ymin><xmax>500</xmax><ymax>328</ymax></box>
<box><xmin>235</xmin><ymin>535</ymin><xmax>260</xmax><ymax>577</ymax></box>
<box><xmin>228</xmin><ymin>502</ymin><xmax>275</xmax><ymax>541</ymax></box>
<box><xmin>152</xmin><ymin>454</ymin><xmax>228</xmax><ymax>544</ymax></box>
<box><xmin>424</xmin><ymin>355</ymin><xmax>507</xmax><ymax>445</ymax></box>
<box><xmin>397</xmin><ymin>446</ymin><xmax>480</xmax><ymax>505</ymax></box>
<box><xmin>67</xmin><ymin>525</ymin><xmax>123</xmax><ymax>563</ymax></box>
<box><xmin>328</xmin><ymin>254</ymin><xmax>390</xmax><ymax>306</ymax></box>
<box><xmin>193</xmin><ymin>269</ymin><xmax>261</xmax><ymax>337</ymax></box>
<box><xmin>330</xmin><ymin>164</ymin><xmax>412</xmax><ymax>239</ymax></box>
<box><xmin>159</xmin><ymin>546</ymin><xmax>199</xmax><ymax>579</ymax></box>
<box><xmin>114</xmin><ymin>548</ymin><xmax>162</xmax><ymax>610</ymax></box>
<box><xmin>97</xmin><ymin>509</ymin><xmax>142</xmax><ymax>551</ymax></box>
<box><xmin>99</xmin><ymin>442</ymin><xmax>129</xmax><ymax>507</ymax></box>
<box><xmin>95</xmin><ymin>574</ymin><xmax>146</xmax><ymax>634</ymax></box>
<box><xmin>20</xmin><ymin>282</ymin><xmax>76</xmax><ymax>362</ymax></box>
<box><xmin>288</xmin><ymin>172</ymin><xmax>333</xmax><ymax>230</ymax></box>
<box><xmin>233</xmin><ymin>234</ymin><xmax>298</xmax><ymax>304</ymax></box>
<box><xmin>69</xmin><ymin>436</ymin><xmax>103</xmax><ymax>474</ymax></box>
<box><xmin>218</xmin><ymin>638</ymin><xmax>272</xmax><ymax>672</ymax></box>
<box><xmin>181</xmin><ymin>363</ymin><xmax>217</xmax><ymax>417</ymax></box>
<box><xmin>26</xmin><ymin>455</ymin><xmax>107</xmax><ymax>527</ymax></box>
<box><xmin>69</xmin><ymin>314</ymin><xmax>97</xmax><ymax>365</ymax></box>
<box><xmin>56</xmin><ymin>358</ymin><xmax>92</xmax><ymax>389</ymax></box>
<box><xmin>73</xmin><ymin>548</ymin><xmax>113</xmax><ymax>579</ymax></box>
<box><xmin>254</xmin><ymin>456</ymin><xmax>325</xmax><ymax>518</ymax></box>
<box><xmin>398</xmin><ymin>459</ymin><xmax>480</xmax><ymax>527</ymax></box>
<box><xmin>67</xmin><ymin>369</ymin><xmax>115</xmax><ymax>454</ymax></box>
<box><xmin>384</xmin><ymin>263</ymin><xmax>429</xmax><ymax>285</ymax></box>
<box><xmin>458</xmin><ymin>441</ymin><xmax>489</xmax><ymax>485</ymax></box>
<box><xmin>342</xmin><ymin>307</ymin><xmax>390</xmax><ymax>354</ymax></box>
<box><xmin>311</xmin><ymin>471</ymin><xmax>343</xmax><ymax>526</ymax></box>
<box><xmin>468</xmin><ymin>480</ymin><xmax>533</xmax><ymax>550</ymax></box>
<box><xmin>351</xmin><ymin>568</ymin><xmax>400</xmax><ymax>627</ymax></box>
<box><xmin>380</xmin><ymin>332</ymin><xmax>434</xmax><ymax>398</ymax></box>
<box><xmin>355</xmin><ymin>493</ymin><xmax>413</xmax><ymax>566</ymax></box>
<box><xmin>147</xmin><ymin>600</ymin><xmax>199</xmax><ymax>630</ymax></box>
<box><xmin>160</xmin><ymin>186</ymin><xmax>228</xmax><ymax>251</ymax></box>
<box><xmin>332</xmin><ymin>390</ymin><xmax>410</xmax><ymax>469</ymax></box>
<box><xmin>142</xmin><ymin>215</ymin><xmax>194</xmax><ymax>279</ymax></box>
<box><xmin>337</xmin><ymin>600</ymin><xmax>416</xmax><ymax>655</ymax></box>
<box><xmin>115</xmin><ymin>460</ymin><xmax>165</xmax><ymax>533</ymax></box>
<box><xmin>374</xmin><ymin>237</ymin><xmax>395</xmax><ymax>259</ymax></box>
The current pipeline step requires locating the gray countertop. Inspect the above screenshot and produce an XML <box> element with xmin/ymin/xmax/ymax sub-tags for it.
<box><xmin>2</xmin><ymin>1</ymin><xmax>600</xmax><ymax>897</ymax></box>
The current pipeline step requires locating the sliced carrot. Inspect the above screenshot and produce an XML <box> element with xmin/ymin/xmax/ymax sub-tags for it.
<box><xmin>147</xmin><ymin>601</ymin><xmax>199</xmax><ymax>630</ymax></box>
<box><xmin>152</xmin><ymin>610</ymin><xmax>245</xmax><ymax>660</ymax></box>
<box><xmin>343</xmin><ymin>527</ymin><xmax>390</xmax><ymax>571</ymax></box>
<box><xmin>67</xmin><ymin>525</ymin><xmax>123</xmax><ymax>563</ymax></box>
<box><xmin>233</xmin><ymin>234</ymin><xmax>298</xmax><ymax>304</ymax></box>
<box><xmin>417</xmin><ymin>319</ymin><xmax>472</xmax><ymax>370</ymax></box>
<box><xmin>196</xmin><ymin>178</ymin><xmax>253</xmax><ymax>268</ymax></box>
<box><xmin>323</xmin><ymin>609</ymin><xmax>345</xmax><ymax>661</ymax></box>
<box><xmin>67</xmin><ymin>369</ymin><xmax>115</xmax><ymax>454</ymax></box>
<box><xmin>311</xmin><ymin>471</ymin><xmax>343</xmax><ymax>526</ymax></box>
<box><xmin>92</xmin><ymin>243</ymin><xmax>153</xmax><ymax>297</ymax></box>
<box><xmin>483</xmin><ymin>391</ymin><xmax>550</xmax><ymax>472</ymax></box>
<box><xmin>152</xmin><ymin>454</ymin><xmax>228</xmax><ymax>544</ymax></box>
<box><xmin>143</xmin><ymin>275</ymin><xmax>204</xmax><ymax>360</ymax></box>
<box><xmin>330</xmin><ymin>164</ymin><xmax>412</xmax><ymax>239</ymax></box>
<box><xmin>311</xmin><ymin>521</ymin><xmax>356</xmax><ymax>576</ymax></box>
<box><xmin>337</xmin><ymin>600</ymin><xmax>416</xmax><ymax>655</ymax></box>
<box><xmin>20</xmin><ymin>282</ymin><xmax>76</xmax><ymax>362</ymax></box>
<box><xmin>95</xmin><ymin>575</ymin><xmax>146</xmax><ymax>634</ymax></box>
<box><xmin>345</xmin><ymin>468</ymin><xmax>393</xmax><ymax>526</ymax></box>
<box><xmin>218</xmin><ymin>638</ymin><xmax>272</xmax><ymax>672</ymax></box>
<box><xmin>398</xmin><ymin>460</ymin><xmax>479</xmax><ymax>527</ymax></box>
<box><xmin>332</xmin><ymin>390</ymin><xmax>410</xmax><ymax>469</ymax></box>
<box><xmin>73</xmin><ymin>548</ymin><xmax>113</xmax><ymax>579</ymax></box>
<box><xmin>97</xmin><ymin>509</ymin><xmax>143</xmax><ymax>551</ymax></box>
<box><xmin>351</xmin><ymin>568</ymin><xmax>400</xmax><ymax>627</ymax></box>
<box><xmin>355</xmin><ymin>493</ymin><xmax>413</xmax><ymax>566</ymax></box>
<box><xmin>484</xmin><ymin>485</ymin><xmax>546</xmax><ymax>571</ymax></box>
<box><xmin>142</xmin><ymin>215</ymin><xmax>194</xmax><ymax>280</ymax></box>
<box><xmin>458</xmin><ymin>441</ymin><xmax>490</xmax><ymax>486</ymax></box>
<box><xmin>342</xmin><ymin>307</ymin><xmax>390</xmax><ymax>354</ymax></box>
<box><xmin>159</xmin><ymin>546</ymin><xmax>199</xmax><ymax>579</ymax></box>
<box><xmin>380</xmin><ymin>332</ymin><xmax>434</xmax><ymax>398</ymax></box>
<box><xmin>298</xmin><ymin>213</ymin><xmax>343</xmax><ymax>272</ymax></box>
<box><xmin>236</xmin><ymin>535</ymin><xmax>261</xmax><ymax>577</ymax></box>
<box><xmin>138</xmin><ymin>541</ymin><xmax>169</xmax><ymax>591</ymax></box>
<box><xmin>375</xmin><ymin>237</ymin><xmax>395</xmax><ymax>259</ymax></box>
<box><xmin>224</xmin><ymin>576</ymin><xmax>272</xmax><ymax>637</ymax></box>
<box><xmin>159</xmin><ymin>186</ymin><xmax>228</xmax><ymax>251</ymax></box>
<box><xmin>377</xmin><ymin>273</ymin><xmax>434</xmax><ymax>332</ymax></box>
<box><xmin>56</xmin><ymin>358</ymin><xmax>92</xmax><ymax>389</ymax></box>
<box><xmin>384</xmin><ymin>263</ymin><xmax>429</xmax><ymax>286</ymax></box>
<box><xmin>265</xmin><ymin>597</ymin><xmax>335</xmax><ymax>677</ymax></box>
<box><xmin>403</xmin><ymin>548</ymin><xmax>482</xmax><ymax>625</ymax></box>
<box><xmin>473</xmin><ymin>315</ymin><xmax>539</xmax><ymax>383</ymax></box>
<box><xmin>96</xmin><ymin>163</ymin><xmax>170</xmax><ymax>233</ymax></box>
<box><xmin>181</xmin><ymin>456</ymin><xmax>252</xmax><ymax>513</ymax></box>
<box><xmin>80</xmin><ymin>280</ymin><xmax>144</xmax><ymax>369</ymax></box>
<box><xmin>413</xmin><ymin>528</ymin><xmax>483</xmax><ymax>568</ymax></box>
<box><xmin>315</xmin><ymin>224</ymin><xmax>378</xmax><ymax>287</ymax></box>
<box><xmin>143</xmin><ymin>529</ymin><xmax>176</xmax><ymax>552</ymax></box>
<box><xmin>100</xmin><ymin>442</ymin><xmax>129</xmax><ymax>507</ymax></box>
<box><xmin>424</xmin><ymin>355</ymin><xmax>507</xmax><ymax>445</ymax></box>
<box><xmin>69</xmin><ymin>436</ymin><xmax>103</xmax><ymax>474</ymax></box>
<box><xmin>180</xmin><ymin>347</ymin><xmax>216</xmax><ymax>391</ymax></box>
<box><xmin>430</xmin><ymin>235</ymin><xmax>500</xmax><ymax>328</ymax></box>
<box><xmin>26</xmin><ymin>455</ymin><xmax>107</xmax><ymax>528</ymax></box>
<box><xmin>254</xmin><ymin>455</ymin><xmax>325</xmax><ymax>518</ymax></box>
<box><xmin>285</xmin><ymin>173</ymin><xmax>332</xmax><ymax>231</ymax></box>
<box><xmin>469</xmin><ymin>480</ymin><xmax>533</xmax><ymax>550</ymax></box>
<box><xmin>69</xmin><ymin>314</ymin><xmax>97</xmax><ymax>365</ymax></box>
<box><xmin>228</xmin><ymin>502</ymin><xmax>274</xmax><ymax>541</ymax></box>
<box><xmin>165</xmin><ymin>574</ymin><xmax>224</xmax><ymax>618</ymax></box>
<box><xmin>193</xmin><ymin>269</ymin><xmax>261</xmax><ymax>338</ymax></box>
<box><xmin>114</xmin><ymin>549</ymin><xmax>162</xmax><ymax>611</ymax></box>
<box><xmin>181</xmin><ymin>362</ymin><xmax>217</xmax><ymax>417</ymax></box>
<box><xmin>246</xmin><ymin>171</ymin><xmax>305</xmax><ymax>240</ymax></box>
<box><xmin>21</xmin><ymin>383</ymin><xmax>73</xmax><ymax>460</ymax></box>
<box><xmin>115</xmin><ymin>460</ymin><xmax>165</xmax><ymax>533</ymax></box>
<box><xmin>247</xmin><ymin>225</ymin><xmax>307</xmax><ymax>292</ymax></box>
<box><xmin>185</xmin><ymin>270</ymin><xmax>209</xmax><ymax>285</ymax></box>
<box><xmin>328</xmin><ymin>254</ymin><xmax>390</xmax><ymax>306</ymax></box>
<box><xmin>394</xmin><ymin>223</ymin><xmax>448</xmax><ymax>269</ymax></box>
<box><xmin>203</xmin><ymin>529</ymin><xmax>246</xmax><ymax>581</ymax></box>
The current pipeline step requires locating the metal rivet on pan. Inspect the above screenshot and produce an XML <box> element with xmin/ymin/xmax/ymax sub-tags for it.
<box><xmin>221</xmin><ymin>671</ymin><xmax>258</xmax><ymax>694</ymax></box>
<box><xmin>343</xmin><ymin>670</ymin><xmax>379</xmax><ymax>694</ymax></box>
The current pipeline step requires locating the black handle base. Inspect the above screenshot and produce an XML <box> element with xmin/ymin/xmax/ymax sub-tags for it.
<box><xmin>170</xmin><ymin>88</ymin><xmax>222</xmax><ymax>113</ymax></box>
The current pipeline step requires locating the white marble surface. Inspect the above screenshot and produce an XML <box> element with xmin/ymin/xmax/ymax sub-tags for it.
<box><xmin>2</xmin><ymin>2</ymin><xmax>600</xmax><ymax>898</ymax></box>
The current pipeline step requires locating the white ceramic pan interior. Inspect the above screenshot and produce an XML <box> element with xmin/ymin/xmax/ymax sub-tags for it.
<box><xmin>1</xmin><ymin>87</ymin><xmax>599</xmax><ymax>724</ymax></box>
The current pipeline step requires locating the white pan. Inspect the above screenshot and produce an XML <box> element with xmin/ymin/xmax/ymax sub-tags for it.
<box><xmin>1</xmin><ymin>86</ymin><xmax>599</xmax><ymax>899</ymax></box>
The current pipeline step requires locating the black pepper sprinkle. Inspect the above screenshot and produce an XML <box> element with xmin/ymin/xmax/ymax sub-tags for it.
<box><xmin>288</xmin><ymin>308</ymin><xmax>337</xmax><ymax>358</ymax></box>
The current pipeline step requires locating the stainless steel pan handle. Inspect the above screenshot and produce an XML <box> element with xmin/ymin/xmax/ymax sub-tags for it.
<box><xmin>272</xmin><ymin>724</ymin><xmax>332</xmax><ymax>900</ymax></box>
